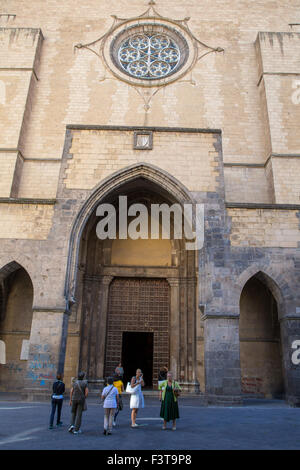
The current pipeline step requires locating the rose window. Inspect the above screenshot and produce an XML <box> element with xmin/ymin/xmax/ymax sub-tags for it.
<box><xmin>117</xmin><ymin>33</ymin><xmax>181</xmax><ymax>79</ymax></box>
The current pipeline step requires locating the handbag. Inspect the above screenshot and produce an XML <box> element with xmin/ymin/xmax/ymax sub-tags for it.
<box><xmin>126</xmin><ymin>381</ymin><xmax>138</xmax><ymax>394</ymax></box>
<box><xmin>173</xmin><ymin>381</ymin><xmax>181</xmax><ymax>398</ymax></box>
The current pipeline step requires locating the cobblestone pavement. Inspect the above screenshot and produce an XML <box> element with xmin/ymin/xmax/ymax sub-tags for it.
<box><xmin>0</xmin><ymin>396</ymin><xmax>299</xmax><ymax>450</ymax></box>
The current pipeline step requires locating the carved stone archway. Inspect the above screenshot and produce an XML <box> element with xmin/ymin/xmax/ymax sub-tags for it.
<box><xmin>236</xmin><ymin>267</ymin><xmax>300</xmax><ymax>405</ymax></box>
<box><xmin>64</xmin><ymin>162</ymin><xmax>195</xmax><ymax>309</ymax></box>
<box><xmin>0</xmin><ymin>261</ymin><xmax>34</xmax><ymax>392</ymax></box>
<box><xmin>66</xmin><ymin>163</ymin><xmax>199</xmax><ymax>391</ymax></box>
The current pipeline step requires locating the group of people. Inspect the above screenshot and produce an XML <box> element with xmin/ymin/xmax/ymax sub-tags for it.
<box><xmin>49</xmin><ymin>363</ymin><xmax>181</xmax><ymax>435</ymax></box>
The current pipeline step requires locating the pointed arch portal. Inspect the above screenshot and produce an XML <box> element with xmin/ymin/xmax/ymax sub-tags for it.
<box><xmin>239</xmin><ymin>271</ymin><xmax>284</xmax><ymax>398</ymax></box>
<box><xmin>0</xmin><ymin>262</ymin><xmax>34</xmax><ymax>392</ymax></box>
<box><xmin>65</xmin><ymin>163</ymin><xmax>198</xmax><ymax>391</ymax></box>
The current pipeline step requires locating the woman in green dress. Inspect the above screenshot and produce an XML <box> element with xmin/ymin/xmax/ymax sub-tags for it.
<box><xmin>158</xmin><ymin>371</ymin><xmax>181</xmax><ymax>431</ymax></box>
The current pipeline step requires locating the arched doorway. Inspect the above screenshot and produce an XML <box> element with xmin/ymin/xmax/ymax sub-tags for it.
<box><xmin>67</xmin><ymin>171</ymin><xmax>197</xmax><ymax>390</ymax></box>
<box><xmin>106</xmin><ymin>277</ymin><xmax>170</xmax><ymax>387</ymax></box>
<box><xmin>239</xmin><ymin>272</ymin><xmax>284</xmax><ymax>398</ymax></box>
<box><xmin>0</xmin><ymin>262</ymin><xmax>33</xmax><ymax>392</ymax></box>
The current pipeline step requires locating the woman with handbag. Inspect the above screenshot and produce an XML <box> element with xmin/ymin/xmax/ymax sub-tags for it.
<box><xmin>68</xmin><ymin>371</ymin><xmax>89</xmax><ymax>434</ymax></box>
<box><xmin>101</xmin><ymin>377</ymin><xmax>119</xmax><ymax>435</ymax></box>
<box><xmin>129</xmin><ymin>368</ymin><xmax>145</xmax><ymax>428</ymax></box>
<box><xmin>158</xmin><ymin>371</ymin><xmax>181</xmax><ymax>431</ymax></box>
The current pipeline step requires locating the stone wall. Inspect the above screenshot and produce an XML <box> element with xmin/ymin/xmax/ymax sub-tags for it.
<box><xmin>0</xmin><ymin>28</ymin><xmax>43</xmax><ymax>198</ymax></box>
<box><xmin>0</xmin><ymin>1</ymin><xmax>299</xmax><ymax>203</ymax></box>
<box><xmin>255</xmin><ymin>32</ymin><xmax>300</xmax><ymax>205</ymax></box>
<box><xmin>228</xmin><ymin>208</ymin><xmax>300</xmax><ymax>248</ymax></box>
<box><xmin>65</xmin><ymin>129</ymin><xmax>219</xmax><ymax>193</ymax></box>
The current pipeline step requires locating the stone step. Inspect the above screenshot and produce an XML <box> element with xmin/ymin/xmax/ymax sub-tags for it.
<box><xmin>88</xmin><ymin>388</ymin><xmax>206</xmax><ymax>400</ymax></box>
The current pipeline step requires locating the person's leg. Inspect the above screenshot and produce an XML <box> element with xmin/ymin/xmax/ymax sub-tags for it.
<box><xmin>132</xmin><ymin>408</ymin><xmax>139</xmax><ymax>426</ymax></box>
<box><xmin>115</xmin><ymin>395</ymin><xmax>123</xmax><ymax>424</ymax></box>
<box><xmin>69</xmin><ymin>401</ymin><xmax>76</xmax><ymax>431</ymax></box>
<box><xmin>49</xmin><ymin>399</ymin><xmax>56</xmax><ymax>428</ymax></box>
<box><xmin>114</xmin><ymin>406</ymin><xmax>119</xmax><ymax>425</ymax></box>
<box><xmin>172</xmin><ymin>419</ymin><xmax>176</xmax><ymax>430</ymax></box>
<box><xmin>74</xmin><ymin>402</ymin><xmax>83</xmax><ymax>431</ymax></box>
<box><xmin>162</xmin><ymin>420</ymin><xmax>167</xmax><ymax>430</ymax></box>
<box><xmin>131</xmin><ymin>408</ymin><xmax>136</xmax><ymax>425</ymax></box>
<box><xmin>104</xmin><ymin>408</ymin><xmax>109</xmax><ymax>434</ymax></box>
<box><xmin>56</xmin><ymin>399</ymin><xmax>63</xmax><ymax>425</ymax></box>
<box><xmin>107</xmin><ymin>409</ymin><xmax>114</xmax><ymax>433</ymax></box>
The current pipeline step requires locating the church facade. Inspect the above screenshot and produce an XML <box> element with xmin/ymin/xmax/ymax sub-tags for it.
<box><xmin>0</xmin><ymin>0</ymin><xmax>300</xmax><ymax>405</ymax></box>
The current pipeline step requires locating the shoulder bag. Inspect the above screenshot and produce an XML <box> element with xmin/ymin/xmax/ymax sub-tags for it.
<box><xmin>101</xmin><ymin>385</ymin><xmax>114</xmax><ymax>403</ymax></box>
<box><xmin>173</xmin><ymin>381</ymin><xmax>181</xmax><ymax>398</ymax></box>
<box><xmin>75</xmin><ymin>380</ymin><xmax>87</xmax><ymax>411</ymax></box>
<box><xmin>126</xmin><ymin>379</ymin><xmax>139</xmax><ymax>394</ymax></box>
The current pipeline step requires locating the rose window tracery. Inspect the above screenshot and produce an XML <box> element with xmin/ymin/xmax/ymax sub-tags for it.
<box><xmin>117</xmin><ymin>32</ymin><xmax>181</xmax><ymax>79</ymax></box>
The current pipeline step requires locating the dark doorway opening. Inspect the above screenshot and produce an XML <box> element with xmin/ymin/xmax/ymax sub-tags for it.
<box><xmin>122</xmin><ymin>332</ymin><xmax>154</xmax><ymax>387</ymax></box>
<box><xmin>240</xmin><ymin>274</ymin><xmax>284</xmax><ymax>398</ymax></box>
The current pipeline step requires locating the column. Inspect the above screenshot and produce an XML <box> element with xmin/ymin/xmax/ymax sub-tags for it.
<box><xmin>167</xmin><ymin>278</ymin><xmax>180</xmax><ymax>380</ymax></box>
<box><xmin>95</xmin><ymin>276</ymin><xmax>114</xmax><ymax>379</ymax></box>
<box><xmin>187</xmin><ymin>277</ymin><xmax>200</xmax><ymax>392</ymax></box>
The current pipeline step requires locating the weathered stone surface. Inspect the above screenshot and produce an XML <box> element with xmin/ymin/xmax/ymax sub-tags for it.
<box><xmin>0</xmin><ymin>2</ymin><xmax>299</xmax><ymax>405</ymax></box>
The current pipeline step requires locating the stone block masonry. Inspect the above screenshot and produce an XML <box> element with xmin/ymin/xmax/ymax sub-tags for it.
<box><xmin>0</xmin><ymin>1</ymin><xmax>299</xmax><ymax>405</ymax></box>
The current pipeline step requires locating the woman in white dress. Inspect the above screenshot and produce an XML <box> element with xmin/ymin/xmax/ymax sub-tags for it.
<box><xmin>130</xmin><ymin>368</ymin><xmax>145</xmax><ymax>428</ymax></box>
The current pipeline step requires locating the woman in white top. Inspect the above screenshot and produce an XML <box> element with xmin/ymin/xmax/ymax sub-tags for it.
<box><xmin>101</xmin><ymin>377</ymin><xmax>119</xmax><ymax>435</ymax></box>
<box><xmin>130</xmin><ymin>368</ymin><xmax>145</xmax><ymax>428</ymax></box>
